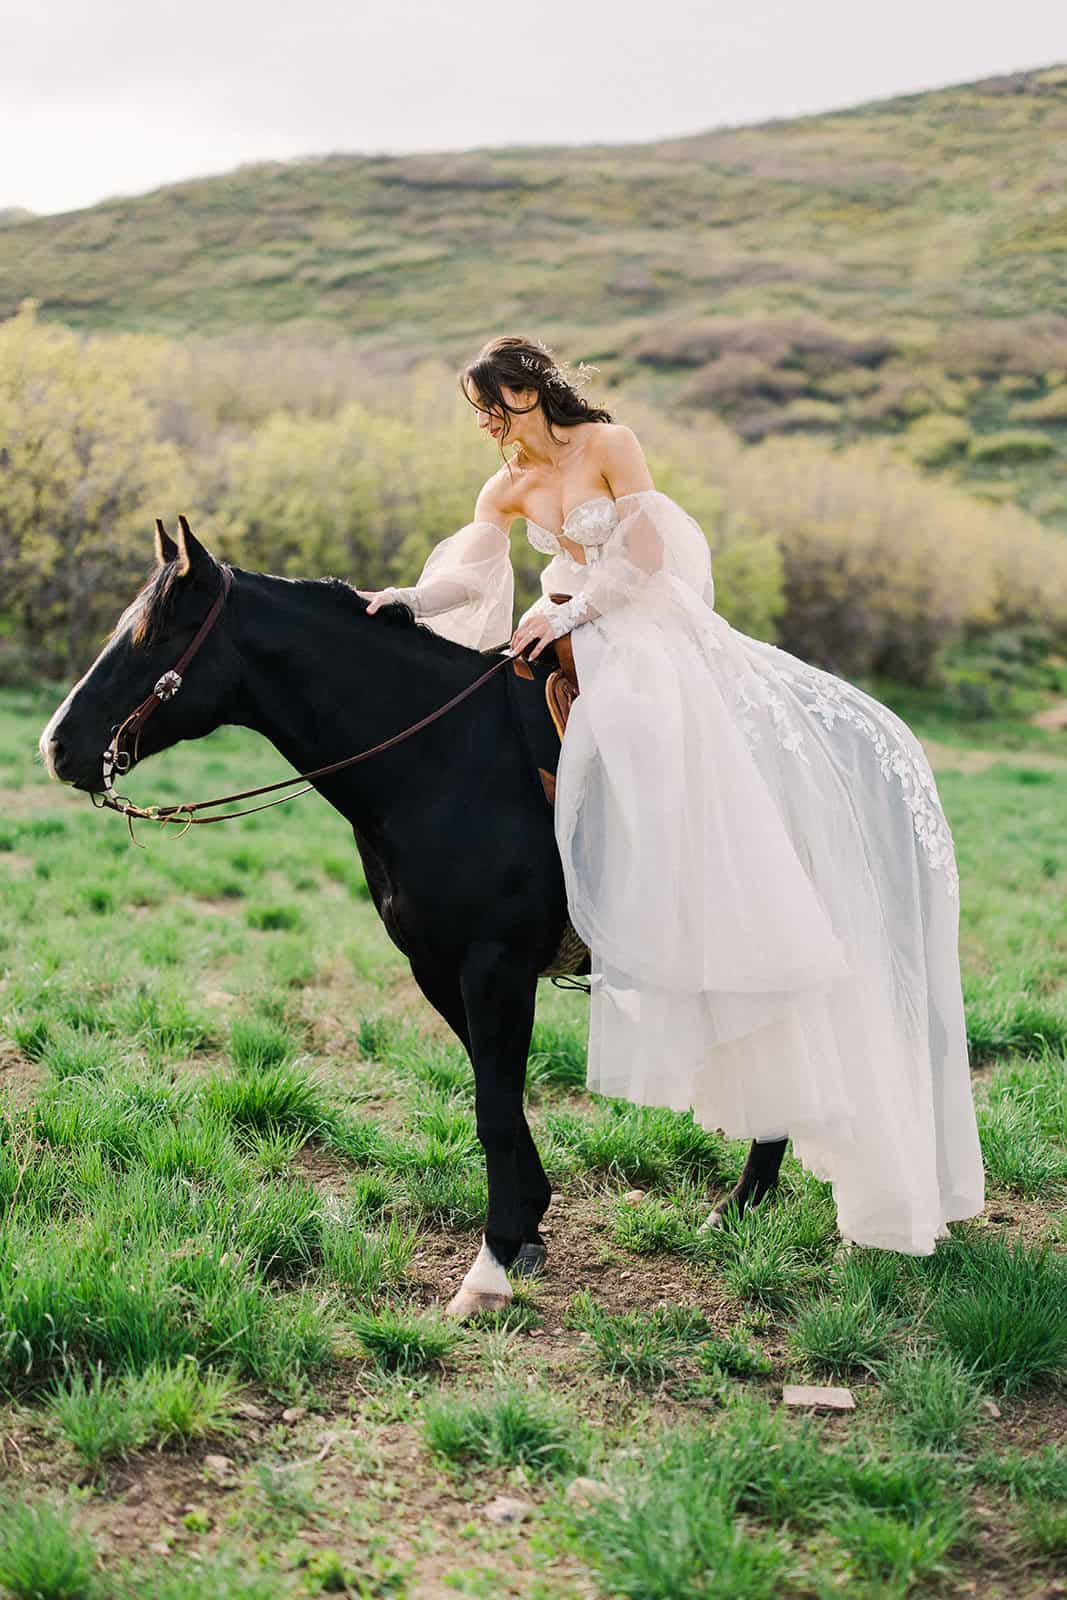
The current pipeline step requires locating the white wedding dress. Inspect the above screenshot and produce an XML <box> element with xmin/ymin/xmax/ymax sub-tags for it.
<box><xmin>387</xmin><ymin>488</ymin><xmax>985</xmax><ymax>1254</ymax></box>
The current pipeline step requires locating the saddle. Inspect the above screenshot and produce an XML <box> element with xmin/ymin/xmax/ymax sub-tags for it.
<box><xmin>503</xmin><ymin>600</ymin><xmax>589</xmax><ymax>985</ymax></box>
<box><xmin>509</xmin><ymin>594</ymin><xmax>580</xmax><ymax>804</ymax></box>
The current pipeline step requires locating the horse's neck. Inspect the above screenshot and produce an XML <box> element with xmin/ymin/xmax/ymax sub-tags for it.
<box><xmin>227</xmin><ymin>570</ymin><xmax>485</xmax><ymax>830</ymax></box>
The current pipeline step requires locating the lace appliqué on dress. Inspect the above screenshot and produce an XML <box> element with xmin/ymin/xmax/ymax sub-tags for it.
<box><xmin>774</xmin><ymin>660</ymin><xmax>960</xmax><ymax>899</ymax></box>
<box><xmin>733</xmin><ymin>675</ymin><xmax>809</xmax><ymax>762</ymax></box>
<box><xmin>548</xmin><ymin>590</ymin><xmax>596</xmax><ymax>636</ymax></box>
<box><xmin>526</xmin><ymin>523</ymin><xmax>565</xmax><ymax>557</ymax></box>
<box><xmin>525</xmin><ymin>496</ymin><xmax>618</xmax><ymax>559</ymax></box>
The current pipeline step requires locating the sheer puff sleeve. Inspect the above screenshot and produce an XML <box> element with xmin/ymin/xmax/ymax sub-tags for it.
<box><xmin>382</xmin><ymin>520</ymin><xmax>514</xmax><ymax>651</ymax></box>
<box><xmin>544</xmin><ymin>489</ymin><xmax>716</xmax><ymax>637</ymax></box>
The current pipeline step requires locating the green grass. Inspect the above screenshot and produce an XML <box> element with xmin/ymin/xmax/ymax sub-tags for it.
<box><xmin>0</xmin><ymin>1500</ymin><xmax>99</xmax><ymax>1600</ymax></box>
<box><xmin>229</xmin><ymin>1015</ymin><xmax>299</xmax><ymax>1074</ymax></box>
<box><xmin>787</xmin><ymin>1291</ymin><xmax>900</xmax><ymax>1377</ymax></box>
<box><xmin>349</xmin><ymin>1306</ymin><xmax>460</xmax><ymax>1374</ymax></box>
<box><xmin>561</xmin><ymin>1397</ymin><xmax>969</xmax><ymax>1599</ymax></box>
<box><xmin>0</xmin><ymin>680</ymin><xmax>1064</xmax><ymax>1596</ymax></box>
<box><xmin>46</xmin><ymin>1360</ymin><xmax>242</xmax><ymax>1468</ymax></box>
<box><xmin>567</xmin><ymin>1300</ymin><xmax>694</xmax><ymax>1387</ymax></box>
<box><xmin>926</xmin><ymin>1233</ymin><xmax>1067</xmax><ymax>1393</ymax></box>
<box><xmin>543</xmin><ymin>1101</ymin><xmax>735</xmax><ymax>1190</ymax></box>
<box><xmin>424</xmin><ymin>1383</ymin><xmax>585</xmax><ymax>1479</ymax></box>
<box><xmin>874</xmin><ymin>1347</ymin><xmax>988</xmax><ymax>1451</ymax></box>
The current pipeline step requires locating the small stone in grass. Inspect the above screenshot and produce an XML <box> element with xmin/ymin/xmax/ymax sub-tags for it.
<box><xmin>979</xmin><ymin>1398</ymin><xmax>1001</xmax><ymax>1419</ymax></box>
<box><xmin>202</xmin><ymin>1454</ymin><xmax>235</xmax><ymax>1481</ymax></box>
<box><xmin>623</xmin><ymin>1189</ymin><xmax>646</xmax><ymax>1204</ymax></box>
<box><xmin>564</xmin><ymin>1477</ymin><xmax>617</xmax><ymax>1506</ymax></box>
<box><xmin>782</xmin><ymin>1384</ymin><xmax>855</xmax><ymax>1411</ymax></box>
<box><xmin>235</xmin><ymin>1401</ymin><xmax>268</xmax><ymax>1421</ymax></box>
<box><xmin>484</xmin><ymin>1495</ymin><xmax>533</xmax><ymax>1525</ymax></box>
<box><xmin>282</xmin><ymin>1405</ymin><xmax>308</xmax><ymax>1424</ymax></box>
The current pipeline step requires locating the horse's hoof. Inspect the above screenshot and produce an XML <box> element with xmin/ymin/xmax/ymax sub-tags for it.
<box><xmin>510</xmin><ymin>1241</ymin><xmax>548</xmax><ymax>1278</ymax></box>
<box><xmin>444</xmin><ymin>1287</ymin><xmax>513</xmax><ymax>1321</ymax></box>
<box><xmin>698</xmin><ymin>1207</ymin><xmax>725</xmax><ymax>1233</ymax></box>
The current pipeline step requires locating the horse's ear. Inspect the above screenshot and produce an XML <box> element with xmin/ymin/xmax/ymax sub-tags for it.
<box><xmin>174</xmin><ymin>513</ymin><xmax>213</xmax><ymax>577</ymax></box>
<box><xmin>154</xmin><ymin>518</ymin><xmax>179</xmax><ymax>567</ymax></box>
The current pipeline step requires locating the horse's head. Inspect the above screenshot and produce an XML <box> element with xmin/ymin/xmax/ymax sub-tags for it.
<box><xmin>39</xmin><ymin>516</ymin><xmax>240</xmax><ymax>793</ymax></box>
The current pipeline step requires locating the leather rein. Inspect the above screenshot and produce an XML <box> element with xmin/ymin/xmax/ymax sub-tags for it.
<box><xmin>93</xmin><ymin>564</ymin><xmax>520</xmax><ymax>843</ymax></box>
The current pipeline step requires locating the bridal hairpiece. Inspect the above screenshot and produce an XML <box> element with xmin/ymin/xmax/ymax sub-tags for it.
<box><xmin>518</xmin><ymin>341</ymin><xmax>600</xmax><ymax>392</ymax></box>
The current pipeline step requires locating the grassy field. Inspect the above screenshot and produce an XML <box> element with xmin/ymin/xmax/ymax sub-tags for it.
<box><xmin>0</xmin><ymin>679</ymin><xmax>1065</xmax><ymax>1600</ymax></box>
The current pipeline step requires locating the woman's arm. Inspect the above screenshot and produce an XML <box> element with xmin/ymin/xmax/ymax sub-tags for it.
<box><xmin>357</xmin><ymin>487</ymin><xmax>515</xmax><ymax>651</ymax></box>
<box><xmin>358</xmin><ymin>522</ymin><xmax>508</xmax><ymax>619</ymax></box>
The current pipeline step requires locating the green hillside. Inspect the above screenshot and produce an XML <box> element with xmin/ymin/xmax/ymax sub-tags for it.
<box><xmin>3</xmin><ymin>63</ymin><xmax>1067</xmax><ymax>527</ymax></box>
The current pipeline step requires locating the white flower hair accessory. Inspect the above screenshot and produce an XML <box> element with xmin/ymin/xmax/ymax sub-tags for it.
<box><xmin>518</xmin><ymin>342</ymin><xmax>600</xmax><ymax>392</ymax></box>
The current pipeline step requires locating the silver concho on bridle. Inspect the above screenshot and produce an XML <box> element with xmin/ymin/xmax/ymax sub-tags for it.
<box><xmin>99</xmin><ymin>671</ymin><xmax>184</xmax><ymax>798</ymax></box>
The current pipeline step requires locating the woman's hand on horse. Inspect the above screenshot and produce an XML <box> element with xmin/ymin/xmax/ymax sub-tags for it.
<box><xmin>509</xmin><ymin>613</ymin><xmax>558</xmax><ymax>661</ymax></box>
<box><xmin>356</xmin><ymin>587</ymin><xmax>408</xmax><ymax>616</ymax></box>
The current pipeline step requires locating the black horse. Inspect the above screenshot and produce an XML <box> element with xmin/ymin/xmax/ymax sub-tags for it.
<box><xmin>39</xmin><ymin>518</ymin><xmax>785</xmax><ymax>1316</ymax></box>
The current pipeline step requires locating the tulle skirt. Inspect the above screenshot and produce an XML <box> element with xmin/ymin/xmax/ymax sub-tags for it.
<box><xmin>555</xmin><ymin>588</ymin><xmax>985</xmax><ymax>1254</ymax></box>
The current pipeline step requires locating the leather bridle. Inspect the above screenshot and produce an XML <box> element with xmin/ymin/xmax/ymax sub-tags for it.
<box><xmin>99</xmin><ymin>564</ymin><xmax>234</xmax><ymax>808</ymax></box>
<box><xmin>93</xmin><ymin>563</ymin><xmax>519</xmax><ymax>842</ymax></box>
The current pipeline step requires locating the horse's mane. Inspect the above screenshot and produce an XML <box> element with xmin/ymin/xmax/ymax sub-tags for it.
<box><xmin>112</xmin><ymin>563</ymin><xmax>500</xmax><ymax>662</ymax></box>
<box><xmin>109</xmin><ymin>555</ymin><xmax>228</xmax><ymax>649</ymax></box>
<box><xmin>313</xmin><ymin>575</ymin><xmax>503</xmax><ymax>661</ymax></box>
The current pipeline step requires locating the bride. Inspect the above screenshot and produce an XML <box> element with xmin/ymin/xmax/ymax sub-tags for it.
<box><xmin>357</xmin><ymin>334</ymin><xmax>985</xmax><ymax>1256</ymax></box>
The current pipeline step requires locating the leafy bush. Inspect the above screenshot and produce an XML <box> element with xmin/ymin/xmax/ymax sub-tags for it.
<box><xmin>967</xmin><ymin>430</ymin><xmax>1056</xmax><ymax>464</ymax></box>
<box><xmin>905</xmin><ymin>413</ymin><xmax>973</xmax><ymax>466</ymax></box>
<box><xmin>0</xmin><ymin>300</ymin><xmax>192</xmax><ymax>674</ymax></box>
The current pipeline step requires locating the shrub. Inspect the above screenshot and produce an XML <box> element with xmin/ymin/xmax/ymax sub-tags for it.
<box><xmin>0</xmin><ymin>298</ymin><xmax>192</xmax><ymax>673</ymax></box>
<box><xmin>1010</xmin><ymin>386</ymin><xmax>1067</xmax><ymax>425</ymax></box>
<box><xmin>719</xmin><ymin>432</ymin><xmax>1067</xmax><ymax>680</ymax></box>
<box><xmin>967</xmin><ymin>430</ymin><xmax>1056</xmax><ymax>464</ymax></box>
<box><xmin>904</xmin><ymin>413</ymin><xmax>973</xmax><ymax>466</ymax></box>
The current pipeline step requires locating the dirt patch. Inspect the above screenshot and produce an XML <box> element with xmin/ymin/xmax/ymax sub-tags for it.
<box><xmin>0</xmin><ymin>1038</ymin><xmax>46</xmax><ymax>1110</ymax></box>
<box><xmin>291</xmin><ymin>1143</ymin><xmax>356</xmax><ymax>1199</ymax></box>
<box><xmin>0</xmin><ymin>852</ymin><xmax>35</xmax><ymax>876</ymax></box>
<box><xmin>0</xmin><ymin>782</ymin><xmax>87</xmax><ymax>819</ymax></box>
<box><xmin>1030</xmin><ymin>698</ymin><xmax>1067</xmax><ymax>734</ymax></box>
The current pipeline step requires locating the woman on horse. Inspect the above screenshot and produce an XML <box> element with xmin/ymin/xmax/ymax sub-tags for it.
<box><xmin>357</xmin><ymin>334</ymin><xmax>985</xmax><ymax>1256</ymax></box>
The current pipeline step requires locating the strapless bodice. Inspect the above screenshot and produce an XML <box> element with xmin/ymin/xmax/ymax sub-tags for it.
<box><xmin>524</xmin><ymin>495</ymin><xmax>619</xmax><ymax>563</ymax></box>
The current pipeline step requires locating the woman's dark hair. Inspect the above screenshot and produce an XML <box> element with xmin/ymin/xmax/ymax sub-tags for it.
<box><xmin>458</xmin><ymin>335</ymin><xmax>613</xmax><ymax>473</ymax></box>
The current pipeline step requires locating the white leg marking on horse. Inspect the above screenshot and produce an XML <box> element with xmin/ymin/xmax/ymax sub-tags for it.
<box><xmin>461</xmin><ymin>1237</ymin><xmax>513</xmax><ymax>1297</ymax></box>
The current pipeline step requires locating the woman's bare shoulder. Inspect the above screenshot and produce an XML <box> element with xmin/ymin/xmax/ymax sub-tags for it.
<box><xmin>474</xmin><ymin>464</ymin><xmax>525</xmax><ymax>533</ymax></box>
<box><xmin>592</xmin><ymin>423</ymin><xmax>655</xmax><ymax>494</ymax></box>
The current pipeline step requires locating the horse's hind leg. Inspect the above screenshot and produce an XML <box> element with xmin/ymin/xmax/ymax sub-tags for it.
<box><xmin>701</xmin><ymin>1137</ymin><xmax>788</xmax><ymax>1231</ymax></box>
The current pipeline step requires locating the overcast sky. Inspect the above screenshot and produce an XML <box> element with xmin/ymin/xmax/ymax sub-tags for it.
<box><xmin>4</xmin><ymin>0</ymin><xmax>1064</xmax><ymax>216</ymax></box>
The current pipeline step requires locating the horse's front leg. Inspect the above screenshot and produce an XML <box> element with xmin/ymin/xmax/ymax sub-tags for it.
<box><xmin>409</xmin><ymin>951</ymin><xmax>550</xmax><ymax>1272</ymax></box>
<box><xmin>445</xmin><ymin>940</ymin><xmax>538</xmax><ymax>1321</ymax></box>
<box><xmin>510</xmin><ymin>1108</ymin><xmax>552</xmax><ymax>1277</ymax></box>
